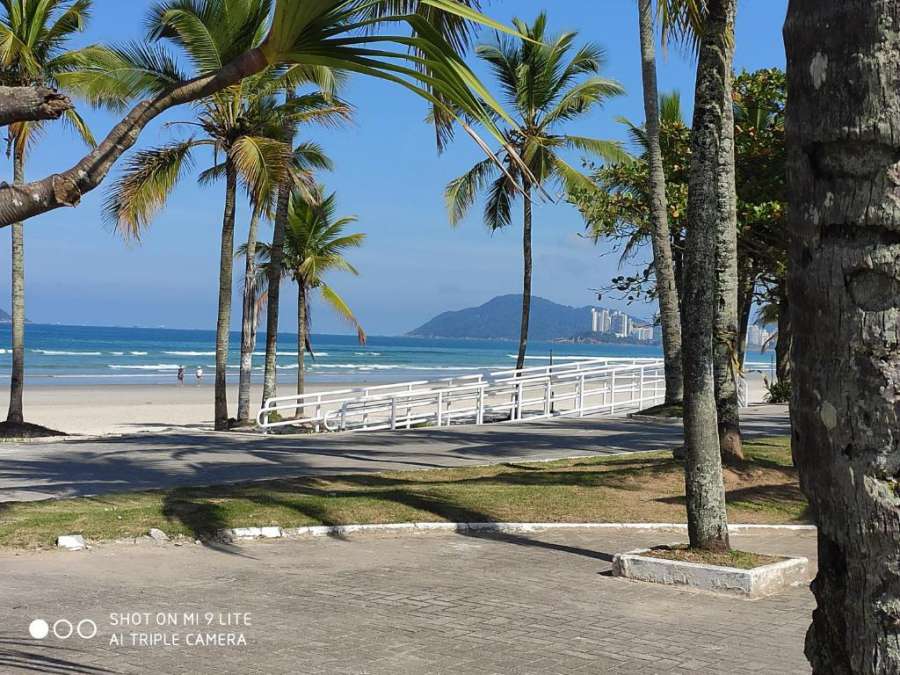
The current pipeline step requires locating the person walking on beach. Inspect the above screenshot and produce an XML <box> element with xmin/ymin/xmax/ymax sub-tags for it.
<box><xmin>195</xmin><ymin>366</ymin><xmax>203</xmax><ymax>384</ymax></box>
<box><xmin>177</xmin><ymin>366</ymin><xmax>185</xmax><ymax>385</ymax></box>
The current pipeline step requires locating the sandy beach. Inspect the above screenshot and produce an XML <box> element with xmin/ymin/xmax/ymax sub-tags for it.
<box><xmin>0</xmin><ymin>372</ymin><xmax>772</xmax><ymax>437</ymax></box>
<box><xmin>0</xmin><ymin>382</ymin><xmax>357</xmax><ymax>436</ymax></box>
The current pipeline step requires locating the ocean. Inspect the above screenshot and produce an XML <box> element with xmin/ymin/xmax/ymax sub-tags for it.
<box><xmin>0</xmin><ymin>323</ymin><xmax>775</xmax><ymax>386</ymax></box>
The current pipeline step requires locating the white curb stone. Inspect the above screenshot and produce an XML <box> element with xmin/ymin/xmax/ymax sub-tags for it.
<box><xmin>612</xmin><ymin>548</ymin><xmax>810</xmax><ymax>598</ymax></box>
<box><xmin>56</xmin><ymin>534</ymin><xmax>86</xmax><ymax>551</ymax></box>
<box><xmin>148</xmin><ymin>528</ymin><xmax>169</xmax><ymax>542</ymax></box>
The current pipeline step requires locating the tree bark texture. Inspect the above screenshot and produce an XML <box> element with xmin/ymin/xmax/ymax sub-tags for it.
<box><xmin>785</xmin><ymin>2</ymin><xmax>900</xmax><ymax>670</ymax></box>
<box><xmin>237</xmin><ymin>209</ymin><xmax>262</xmax><ymax>424</ymax></box>
<box><xmin>0</xmin><ymin>48</ymin><xmax>268</xmax><ymax>228</ymax></box>
<box><xmin>0</xmin><ymin>86</ymin><xmax>71</xmax><ymax>127</ymax></box>
<box><xmin>713</xmin><ymin>34</ymin><xmax>744</xmax><ymax>463</ymax></box>
<box><xmin>214</xmin><ymin>158</ymin><xmax>238</xmax><ymax>430</ymax></box>
<box><xmin>638</xmin><ymin>0</ymin><xmax>684</xmax><ymax>405</ymax></box>
<box><xmin>515</xmin><ymin>181</ymin><xmax>532</xmax><ymax>372</ymax></box>
<box><xmin>296</xmin><ymin>280</ymin><xmax>307</xmax><ymax>418</ymax></box>
<box><xmin>680</xmin><ymin>0</ymin><xmax>735</xmax><ymax>552</ymax></box>
<box><xmin>6</xmin><ymin>146</ymin><xmax>25</xmax><ymax>424</ymax></box>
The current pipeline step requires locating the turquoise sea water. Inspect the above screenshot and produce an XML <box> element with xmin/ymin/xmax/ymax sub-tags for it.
<box><xmin>0</xmin><ymin>323</ymin><xmax>769</xmax><ymax>386</ymax></box>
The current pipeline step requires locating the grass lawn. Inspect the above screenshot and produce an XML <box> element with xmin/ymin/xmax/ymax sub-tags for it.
<box><xmin>0</xmin><ymin>436</ymin><xmax>807</xmax><ymax>549</ymax></box>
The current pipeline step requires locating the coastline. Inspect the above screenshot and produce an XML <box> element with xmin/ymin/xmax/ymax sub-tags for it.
<box><xmin>0</xmin><ymin>382</ymin><xmax>356</xmax><ymax>436</ymax></box>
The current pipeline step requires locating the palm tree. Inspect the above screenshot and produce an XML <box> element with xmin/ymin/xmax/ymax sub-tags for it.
<box><xmin>445</xmin><ymin>12</ymin><xmax>626</xmax><ymax>371</ymax></box>
<box><xmin>236</xmin><ymin>137</ymin><xmax>335</xmax><ymax>424</ymax></box>
<box><xmin>249</xmin><ymin>188</ymin><xmax>365</xmax><ymax>416</ymax></box>
<box><xmin>662</xmin><ymin>0</ymin><xmax>737</xmax><ymax>550</ymax></box>
<box><xmin>0</xmin><ymin>0</ymin><xmax>95</xmax><ymax>427</ymax></box>
<box><xmin>637</xmin><ymin>0</ymin><xmax>682</xmax><ymax>406</ymax></box>
<box><xmin>101</xmin><ymin>1</ymin><xmax>348</xmax><ymax>430</ymax></box>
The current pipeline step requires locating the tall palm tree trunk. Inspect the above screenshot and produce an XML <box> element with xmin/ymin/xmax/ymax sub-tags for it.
<box><xmin>237</xmin><ymin>208</ymin><xmax>262</xmax><ymax>424</ymax></box>
<box><xmin>262</xmin><ymin>109</ymin><xmax>297</xmax><ymax>408</ymax></box>
<box><xmin>214</xmin><ymin>158</ymin><xmax>238</xmax><ymax>430</ymax></box>
<box><xmin>786</xmin><ymin>1</ymin><xmax>900</xmax><ymax>669</ymax></box>
<box><xmin>262</xmin><ymin>183</ymin><xmax>290</xmax><ymax>406</ymax></box>
<box><xmin>515</xmin><ymin>180</ymin><xmax>532</xmax><ymax>372</ymax></box>
<box><xmin>680</xmin><ymin>0</ymin><xmax>735</xmax><ymax>552</ymax></box>
<box><xmin>638</xmin><ymin>0</ymin><xmax>683</xmax><ymax>406</ymax></box>
<box><xmin>295</xmin><ymin>280</ymin><xmax>307</xmax><ymax>418</ymax></box>
<box><xmin>6</xmin><ymin>146</ymin><xmax>24</xmax><ymax>425</ymax></box>
<box><xmin>713</xmin><ymin>53</ymin><xmax>744</xmax><ymax>462</ymax></box>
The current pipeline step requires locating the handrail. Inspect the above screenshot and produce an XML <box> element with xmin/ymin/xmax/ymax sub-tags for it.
<box><xmin>257</xmin><ymin>357</ymin><xmax>669</xmax><ymax>432</ymax></box>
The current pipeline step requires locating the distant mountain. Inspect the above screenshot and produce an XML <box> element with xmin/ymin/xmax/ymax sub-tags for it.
<box><xmin>408</xmin><ymin>294</ymin><xmax>647</xmax><ymax>341</ymax></box>
<box><xmin>0</xmin><ymin>309</ymin><xmax>10</xmax><ymax>324</ymax></box>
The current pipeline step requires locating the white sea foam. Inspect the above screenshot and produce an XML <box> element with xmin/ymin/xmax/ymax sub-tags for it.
<box><xmin>164</xmin><ymin>351</ymin><xmax>216</xmax><ymax>356</ymax></box>
<box><xmin>33</xmin><ymin>349</ymin><xmax>103</xmax><ymax>356</ymax></box>
<box><xmin>108</xmin><ymin>363</ymin><xmax>181</xmax><ymax>370</ymax></box>
<box><xmin>129</xmin><ymin>351</ymin><xmax>148</xmax><ymax>355</ymax></box>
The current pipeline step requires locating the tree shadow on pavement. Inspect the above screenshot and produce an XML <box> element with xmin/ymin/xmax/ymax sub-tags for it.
<box><xmin>0</xmin><ymin>635</ymin><xmax>117</xmax><ymax>674</ymax></box>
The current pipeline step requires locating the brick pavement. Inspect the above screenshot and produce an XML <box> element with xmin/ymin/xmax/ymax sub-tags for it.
<box><xmin>0</xmin><ymin>526</ymin><xmax>814</xmax><ymax>673</ymax></box>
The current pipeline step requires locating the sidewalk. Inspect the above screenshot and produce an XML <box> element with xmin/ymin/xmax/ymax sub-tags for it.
<box><xmin>0</xmin><ymin>526</ymin><xmax>814</xmax><ymax>674</ymax></box>
<box><xmin>0</xmin><ymin>404</ymin><xmax>789</xmax><ymax>502</ymax></box>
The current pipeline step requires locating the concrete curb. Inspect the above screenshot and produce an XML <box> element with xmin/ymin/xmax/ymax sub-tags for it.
<box><xmin>218</xmin><ymin>521</ymin><xmax>816</xmax><ymax>542</ymax></box>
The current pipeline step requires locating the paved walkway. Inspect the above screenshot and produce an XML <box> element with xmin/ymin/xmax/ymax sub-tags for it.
<box><xmin>0</xmin><ymin>527</ymin><xmax>814</xmax><ymax>674</ymax></box>
<box><xmin>0</xmin><ymin>405</ymin><xmax>789</xmax><ymax>502</ymax></box>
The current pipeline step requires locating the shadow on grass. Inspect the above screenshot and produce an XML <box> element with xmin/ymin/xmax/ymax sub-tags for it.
<box><xmin>0</xmin><ymin>635</ymin><xmax>116</xmax><ymax>674</ymax></box>
<box><xmin>657</xmin><ymin>482</ymin><xmax>810</xmax><ymax>521</ymax></box>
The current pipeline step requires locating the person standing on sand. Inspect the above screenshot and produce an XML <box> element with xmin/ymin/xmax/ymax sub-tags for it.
<box><xmin>177</xmin><ymin>366</ymin><xmax>184</xmax><ymax>385</ymax></box>
<box><xmin>195</xmin><ymin>366</ymin><xmax>203</xmax><ymax>384</ymax></box>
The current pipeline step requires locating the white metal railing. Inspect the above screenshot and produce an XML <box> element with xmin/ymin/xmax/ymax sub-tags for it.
<box><xmin>257</xmin><ymin>357</ymin><xmax>666</xmax><ymax>433</ymax></box>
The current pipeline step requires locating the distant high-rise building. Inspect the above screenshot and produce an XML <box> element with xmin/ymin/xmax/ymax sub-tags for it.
<box><xmin>591</xmin><ymin>307</ymin><xmax>611</xmax><ymax>333</ymax></box>
<box><xmin>611</xmin><ymin>311</ymin><xmax>630</xmax><ymax>338</ymax></box>
<box><xmin>633</xmin><ymin>325</ymin><xmax>654</xmax><ymax>341</ymax></box>
<box><xmin>747</xmin><ymin>325</ymin><xmax>773</xmax><ymax>348</ymax></box>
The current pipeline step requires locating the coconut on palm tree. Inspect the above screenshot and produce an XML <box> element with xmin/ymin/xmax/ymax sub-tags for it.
<box><xmin>248</xmin><ymin>187</ymin><xmax>365</xmax><ymax>416</ymax></box>
<box><xmin>0</xmin><ymin>0</ymin><xmax>95</xmax><ymax>432</ymax></box>
<box><xmin>444</xmin><ymin>12</ymin><xmax>626</xmax><ymax>371</ymax></box>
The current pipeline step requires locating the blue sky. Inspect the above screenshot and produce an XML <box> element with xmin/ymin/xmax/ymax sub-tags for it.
<box><xmin>0</xmin><ymin>0</ymin><xmax>787</xmax><ymax>336</ymax></box>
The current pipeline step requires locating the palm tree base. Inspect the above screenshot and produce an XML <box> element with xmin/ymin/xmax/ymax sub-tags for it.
<box><xmin>0</xmin><ymin>420</ymin><xmax>66</xmax><ymax>439</ymax></box>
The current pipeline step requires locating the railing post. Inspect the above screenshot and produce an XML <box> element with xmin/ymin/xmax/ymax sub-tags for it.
<box><xmin>477</xmin><ymin>386</ymin><xmax>485</xmax><ymax>424</ymax></box>
<box><xmin>516</xmin><ymin>381</ymin><xmax>523</xmax><ymax>420</ymax></box>
<box><xmin>390</xmin><ymin>397</ymin><xmax>397</xmax><ymax>430</ymax></box>
<box><xmin>544</xmin><ymin>379</ymin><xmax>551</xmax><ymax>417</ymax></box>
<box><xmin>437</xmin><ymin>391</ymin><xmax>443</xmax><ymax>427</ymax></box>
<box><xmin>341</xmin><ymin>404</ymin><xmax>347</xmax><ymax>431</ymax></box>
<box><xmin>578</xmin><ymin>374</ymin><xmax>585</xmax><ymax>417</ymax></box>
<box><xmin>639</xmin><ymin>366</ymin><xmax>645</xmax><ymax>408</ymax></box>
<box><xmin>610</xmin><ymin>370</ymin><xmax>616</xmax><ymax>414</ymax></box>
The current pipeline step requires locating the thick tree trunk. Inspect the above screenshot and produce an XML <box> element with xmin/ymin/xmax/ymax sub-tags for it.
<box><xmin>0</xmin><ymin>48</ymin><xmax>268</xmax><ymax>228</ymax></box>
<box><xmin>214</xmin><ymin>158</ymin><xmax>238</xmax><ymax>431</ymax></box>
<box><xmin>0</xmin><ymin>86</ymin><xmax>71</xmax><ymax>127</ymax></box>
<box><xmin>680</xmin><ymin>0</ymin><xmax>735</xmax><ymax>552</ymax></box>
<box><xmin>638</xmin><ymin>0</ymin><xmax>683</xmax><ymax>405</ymax></box>
<box><xmin>775</xmin><ymin>291</ymin><xmax>791</xmax><ymax>383</ymax></box>
<box><xmin>515</xmin><ymin>181</ymin><xmax>532</xmax><ymax>372</ymax></box>
<box><xmin>295</xmin><ymin>281</ymin><xmax>307</xmax><ymax>418</ymax></box>
<box><xmin>6</xmin><ymin>147</ymin><xmax>25</xmax><ymax>424</ymax></box>
<box><xmin>237</xmin><ymin>209</ymin><xmax>262</xmax><ymax>424</ymax></box>
<box><xmin>713</xmin><ymin>64</ymin><xmax>744</xmax><ymax>463</ymax></box>
<box><xmin>785</xmin><ymin>1</ymin><xmax>900</xmax><ymax>671</ymax></box>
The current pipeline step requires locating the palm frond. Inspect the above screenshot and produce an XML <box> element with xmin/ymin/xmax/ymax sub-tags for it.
<box><xmin>444</xmin><ymin>156</ymin><xmax>497</xmax><ymax>226</ymax></box>
<box><xmin>104</xmin><ymin>140</ymin><xmax>196</xmax><ymax>239</ymax></box>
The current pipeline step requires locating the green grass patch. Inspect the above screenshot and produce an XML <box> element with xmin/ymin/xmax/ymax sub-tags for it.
<box><xmin>0</xmin><ymin>436</ymin><xmax>806</xmax><ymax>549</ymax></box>
<box><xmin>642</xmin><ymin>545</ymin><xmax>783</xmax><ymax>569</ymax></box>
<box><xmin>633</xmin><ymin>402</ymin><xmax>683</xmax><ymax>418</ymax></box>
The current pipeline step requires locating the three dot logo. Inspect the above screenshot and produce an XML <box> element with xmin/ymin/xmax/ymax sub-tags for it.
<box><xmin>29</xmin><ymin>618</ymin><xmax>97</xmax><ymax>640</ymax></box>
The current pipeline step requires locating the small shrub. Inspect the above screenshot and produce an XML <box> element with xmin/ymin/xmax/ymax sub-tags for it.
<box><xmin>764</xmin><ymin>377</ymin><xmax>791</xmax><ymax>404</ymax></box>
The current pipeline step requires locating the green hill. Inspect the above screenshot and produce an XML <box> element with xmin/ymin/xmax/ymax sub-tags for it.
<box><xmin>408</xmin><ymin>295</ymin><xmax>600</xmax><ymax>341</ymax></box>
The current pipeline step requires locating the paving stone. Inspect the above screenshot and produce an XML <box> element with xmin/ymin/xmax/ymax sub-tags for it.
<box><xmin>0</xmin><ymin>527</ymin><xmax>814</xmax><ymax>673</ymax></box>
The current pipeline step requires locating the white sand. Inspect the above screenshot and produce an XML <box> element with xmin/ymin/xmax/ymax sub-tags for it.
<box><xmin>0</xmin><ymin>382</ymin><xmax>356</xmax><ymax>436</ymax></box>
